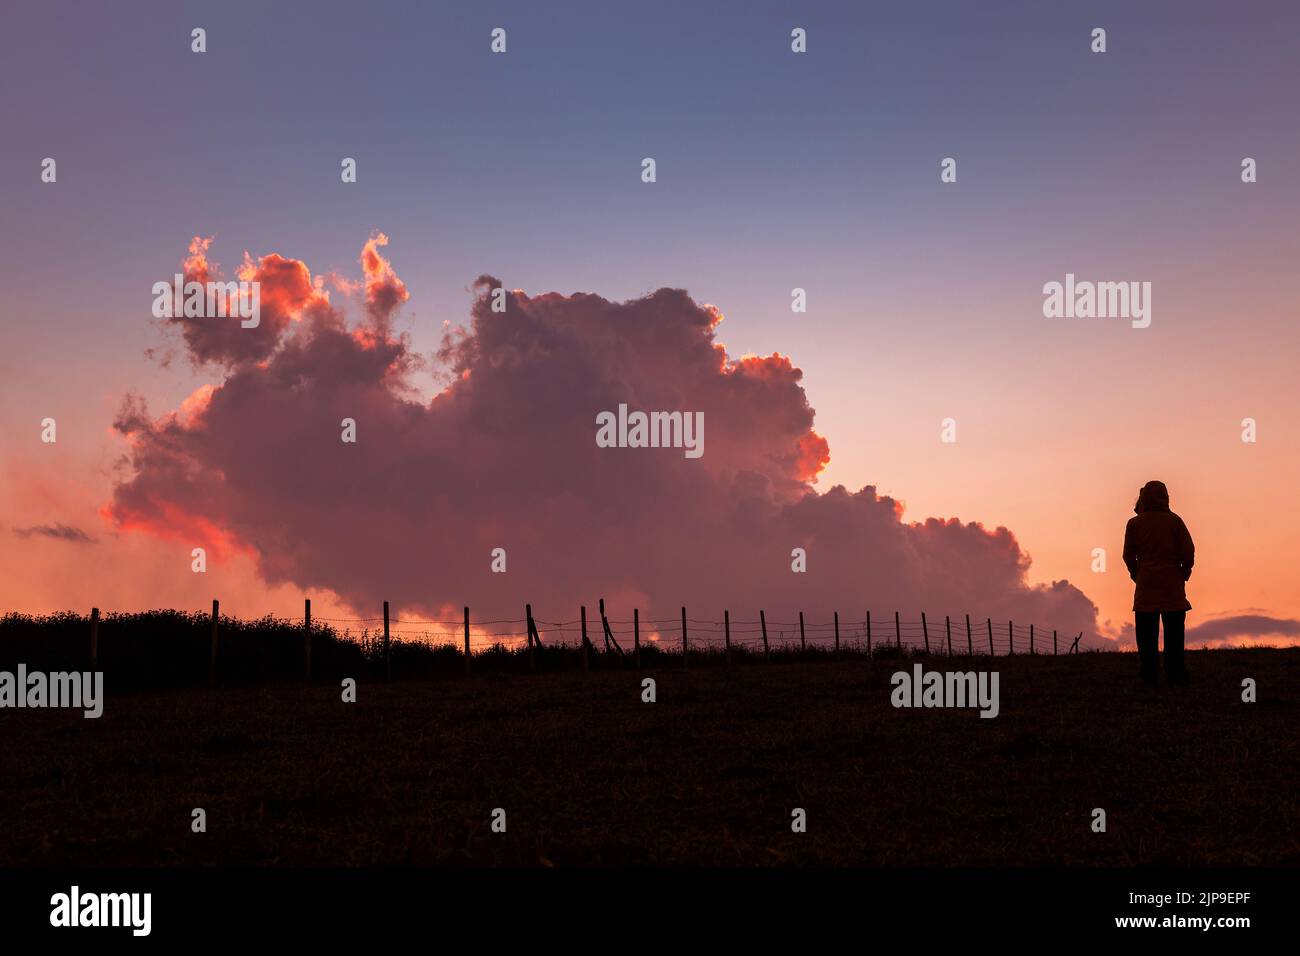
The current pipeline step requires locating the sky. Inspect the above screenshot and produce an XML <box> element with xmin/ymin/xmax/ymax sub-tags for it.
<box><xmin>2</xmin><ymin>1</ymin><xmax>1298</xmax><ymax>648</ymax></box>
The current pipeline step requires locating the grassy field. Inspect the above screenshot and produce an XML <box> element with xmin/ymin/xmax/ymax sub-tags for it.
<box><xmin>2</xmin><ymin>648</ymin><xmax>1297</xmax><ymax>866</ymax></box>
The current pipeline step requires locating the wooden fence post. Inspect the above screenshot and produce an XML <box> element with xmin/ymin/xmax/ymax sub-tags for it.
<box><xmin>1053</xmin><ymin>629</ymin><xmax>1058</xmax><ymax>655</ymax></box>
<box><xmin>526</xmin><ymin>603</ymin><xmax>536</xmax><ymax>672</ymax></box>
<box><xmin>1008</xmin><ymin>620</ymin><xmax>1014</xmax><ymax>655</ymax></box>
<box><xmin>1030</xmin><ymin>623</ymin><xmax>1035</xmax><ymax>655</ymax></box>
<box><xmin>89</xmin><ymin>607</ymin><xmax>99</xmax><ymax>670</ymax></box>
<box><xmin>945</xmin><ymin>615</ymin><xmax>953</xmax><ymax>656</ymax></box>
<box><xmin>724</xmin><ymin>609</ymin><xmax>731</xmax><ymax>668</ymax></box>
<box><xmin>834</xmin><ymin>611</ymin><xmax>840</xmax><ymax>658</ymax></box>
<box><xmin>760</xmin><ymin>610</ymin><xmax>770</xmax><ymax>662</ymax></box>
<box><xmin>681</xmin><ymin>607</ymin><xmax>688</xmax><ymax>670</ymax></box>
<box><xmin>383</xmin><ymin>601</ymin><xmax>392</xmax><ymax>680</ymax></box>
<box><xmin>965</xmin><ymin>614</ymin><xmax>973</xmax><ymax>655</ymax></box>
<box><xmin>580</xmin><ymin>606</ymin><xmax>589</xmax><ymax>672</ymax></box>
<box><xmin>462</xmin><ymin>605</ymin><xmax>470</xmax><ymax>675</ymax></box>
<box><xmin>987</xmin><ymin>617</ymin><xmax>994</xmax><ymax>655</ymax></box>
<box><xmin>866</xmin><ymin>610</ymin><xmax>872</xmax><ymax>658</ymax></box>
<box><xmin>922</xmin><ymin>612</ymin><xmax>930</xmax><ymax>654</ymax></box>
<box><xmin>895</xmin><ymin>611</ymin><xmax>901</xmax><ymax>651</ymax></box>
<box><xmin>633</xmin><ymin>608</ymin><xmax>641</xmax><ymax>669</ymax></box>
<box><xmin>208</xmin><ymin>599</ymin><xmax>219</xmax><ymax>688</ymax></box>
<box><xmin>598</xmin><ymin>599</ymin><xmax>624</xmax><ymax>656</ymax></box>
<box><xmin>304</xmin><ymin>598</ymin><xmax>312</xmax><ymax>682</ymax></box>
<box><xmin>799</xmin><ymin>611</ymin><xmax>806</xmax><ymax>658</ymax></box>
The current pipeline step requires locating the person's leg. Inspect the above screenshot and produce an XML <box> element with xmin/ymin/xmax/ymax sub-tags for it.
<box><xmin>1134</xmin><ymin>612</ymin><xmax>1159</xmax><ymax>682</ymax></box>
<box><xmin>1163</xmin><ymin>611</ymin><xmax>1187</xmax><ymax>683</ymax></box>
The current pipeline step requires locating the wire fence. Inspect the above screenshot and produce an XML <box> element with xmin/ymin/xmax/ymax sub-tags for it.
<box><xmin>280</xmin><ymin>603</ymin><xmax>1084</xmax><ymax>657</ymax></box>
<box><xmin>0</xmin><ymin>602</ymin><xmax>1087</xmax><ymax>691</ymax></box>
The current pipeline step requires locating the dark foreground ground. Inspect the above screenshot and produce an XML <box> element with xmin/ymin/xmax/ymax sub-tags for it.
<box><xmin>2</xmin><ymin>648</ymin><xmax>1297</xmax><ymax>866</ymax></box>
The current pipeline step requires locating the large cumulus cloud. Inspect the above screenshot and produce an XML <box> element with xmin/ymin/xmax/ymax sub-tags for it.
<box><xmin>109</xmin><ymin>235</ymin><xmax>1100</xmax><ymax>642</ymax></box>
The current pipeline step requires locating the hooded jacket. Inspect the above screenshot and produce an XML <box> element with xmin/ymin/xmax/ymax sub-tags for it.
<box><xmin>1122</xmin><ymin>480</ymin><xmax>1195</xmax><ymax>612</ymax></box>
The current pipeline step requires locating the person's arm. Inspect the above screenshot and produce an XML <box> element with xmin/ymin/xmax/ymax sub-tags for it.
<box><xmin>1178</xmin><ymin>517</ymin><xmax>1195</xmax><ymax>581</ymax></box>
<box><xmin>1122</xmin><ymin>518</ymin><xmax>1139</xmax><ymax>581</ymax></box>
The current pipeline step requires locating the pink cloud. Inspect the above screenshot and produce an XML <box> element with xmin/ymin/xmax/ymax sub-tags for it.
<box><xmin>109</xmin><ymin>236</ymin><xmax>1101</xmax><ymax>642</ymax></box>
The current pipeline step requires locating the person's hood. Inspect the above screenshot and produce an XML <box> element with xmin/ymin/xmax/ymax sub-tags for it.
<box><xmin>1134</xmin><ymin>480</ymin><xmax>1171</xmax><ymax>514</ymax></box>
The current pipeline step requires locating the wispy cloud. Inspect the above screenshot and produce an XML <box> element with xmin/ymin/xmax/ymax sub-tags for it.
<box><xmin>13</xmin><ymin>523</ymin><xmax>98</xmax><ymax>544</ymax></box>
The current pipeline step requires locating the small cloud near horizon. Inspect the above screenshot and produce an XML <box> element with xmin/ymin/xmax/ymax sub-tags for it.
<box><xmin>1109</xmin><ymin>613</ymin><xmax>1300</xmax><ymax>649</ymax></box>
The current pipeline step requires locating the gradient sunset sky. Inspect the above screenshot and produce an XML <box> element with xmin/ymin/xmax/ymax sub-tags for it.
<box><xmin>2</xmin><ymin>1</ymin><xmax>1298</xmax><ymax>647</ymax></box>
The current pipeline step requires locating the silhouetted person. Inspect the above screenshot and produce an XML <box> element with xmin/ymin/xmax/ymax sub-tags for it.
<box><xmin>1123</xmin><ymin>480</ymin><xmax>1194</xmax><ymax>684</ymax></box>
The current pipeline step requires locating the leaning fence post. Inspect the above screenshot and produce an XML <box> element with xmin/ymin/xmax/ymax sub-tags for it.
<box><xmin>526</xmin><ymin>603</ymin><xmax>536</xmax><ymax>672</ymax></box>
<box><xmin>760</xmin><ymin>610</ymin><xmax>770</xmax><ymax>662</ymax></box>
<box><xmin>987</xmin><ymin>617</ymin><xmax>994</xmax><ymax>655</ymax></box>
<box><xmin>633</xmin><ymin>608</ymin><xmax>641</xmax><ymax>669</ymax></box>
<box><xmin>89</xmin><ymin>607</ymin><xmax>99</xmax><ymax>670</ymax></box>
<box><xmin>384</xmin><ymin>601</ymin><xmax>392</xmax><ymax>680</ymax></box>
<box><xmin>1030</xmin><ymin>623</ymin><xmax>1035</xmax><ymax>655</ymax></box>
<box><xmin>895</xmin><ymin>611</ymin><xmax>901</xmax><ymax>650</ymax></box>
<box><xmin>922</xmin><ymin>612</ymin><xmax>930</xmax><ymax>653</ymax></box>
<box><xmin>834</xmin><ymin>611</ymin><xmax>840</xmax><ymax>658</ymax></box>
<box><xmin>304</xmin><ymin>598</ymin><xmax>312</xmax><ymax>682</ymax></box>
<box><xmin>599</xmin><ymin>598</ymin><xmax>611</xmax><ymax>653</ymax></box>
<box><xmin>799</xmin><ymin>611</ymin><xmax>806</xmax><ymax>658</ymax></box>
<box><xmin>1053</xmin><ymin>628</ymin><xmax>1058</xmax><ymax>655</ymax></box>
<box><xmin>945</xmin><ymin>615</ymin><xmax>952</xmax><ymax>656</ymax></box>
<box><xmin>598</xmin><ymin>599</ymin><xmax>624</xmax><ymax>656</ymax></box>
<box><xmin>681</xmin><ymin>607</ymin><xmax>688</xmax><ymax>670</ymax></box>
<box><xmin>580</xmin><ymin>606</ymin><xmax>589</xmax><ymax>672</ymax></box>
<box><xmin>965</xmin><ymin>614</ymin><xmax>973</xmax><ymax>656</ymax></box>
<box><xmin>462</xmin><ymin>605</ymin><xmax>470</xmax><ymax>675</ymax></box>
<box><xmin>1008</xmin><ymin>620</ymin><xmax>1014</xmax><ymax>655</ymax></box>
<box><xmin>724</xmin><ymin>610</ymin><xmax>732</xmax><ymax>668</ymax></box>
<box><xmin>208</xmin><ymin>598</ymin><xmax>219</xmax><ymax>688</ymax></box>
